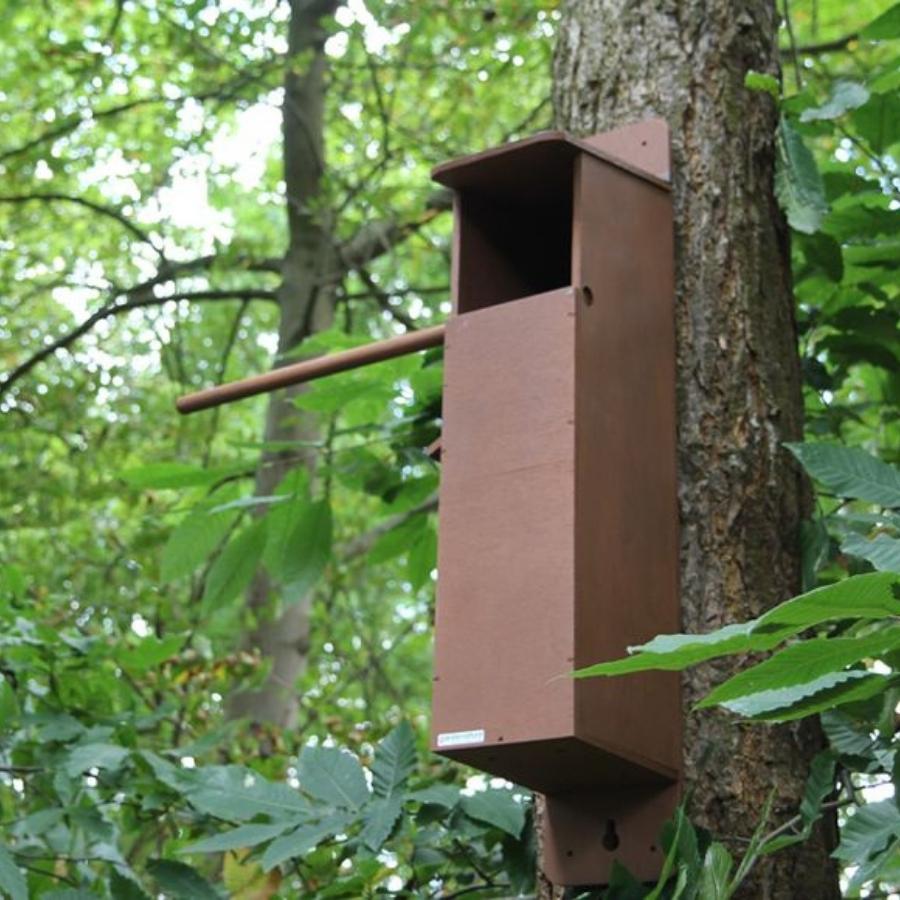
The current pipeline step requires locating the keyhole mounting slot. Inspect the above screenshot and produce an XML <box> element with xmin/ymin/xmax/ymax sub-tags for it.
<box><xmin>602</xmin><ymin>818</ymin><xmax>620</xmax><ymax>852</ymax></box>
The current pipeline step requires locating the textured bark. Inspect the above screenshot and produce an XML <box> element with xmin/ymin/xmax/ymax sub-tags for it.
<box><xmin>550</xmin><ymin>1</ymin><xmax>839</xmax><ymax>896</ymax></box>
<box><xmin>228</xmin><ymin>0</ymin><xmax>339</xmax><ymax>727</ymax></box>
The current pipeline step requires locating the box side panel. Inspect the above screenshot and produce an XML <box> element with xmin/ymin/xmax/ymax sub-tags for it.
<box><xmin>432</xmin><ymin>289</ymin><xmax>577</xmax><ymax>762</ymax></box>
<box><xmin>572</xmin><ymin>156</ymin><xmax>681</xmax><ymax>779</ymax></box>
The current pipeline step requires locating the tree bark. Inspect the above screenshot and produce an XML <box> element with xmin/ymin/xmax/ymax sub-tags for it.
<box><xmin>551</xmin><ymin>0</ymin><xmax>839</xmax><ymax>896</ymax></box>
<box><xmin>228</xmin><ymin>0</ymin><xmax>339</xmax><ymax>728</ymax></box>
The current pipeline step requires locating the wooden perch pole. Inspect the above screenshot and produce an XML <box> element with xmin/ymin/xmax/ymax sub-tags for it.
<box><xmin>176</xmin><ymin>324</ymin><xmax>446</xmax><ymax>414</ymax></box>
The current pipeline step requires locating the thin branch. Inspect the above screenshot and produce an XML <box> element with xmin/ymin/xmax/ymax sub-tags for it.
<box><xmin>355</xmin><ymin>265</ymin><xmax>419</xmax><ymax>331</ymax></box>
<box><xmin>782</xmin><ymin>33</ymin><xmax>859</xmax><ymax>56</ymax></box>
<box><xmin>0</xmin><ymin>289</ymin><xmax>276</xmax><ymax>398</ymax></box>
<box><xmin>338</xmin><ymin>494</ymin><xmax>438</xmax><ymax>561</ymax></box>
<box><xmin>781</xmin><ymin>0</ymin><xmax>804</xmax><ymax>89</ymax></box>
<box><xmin>0</xmin><ymin>57</ymin><xmax>282</xmax><ymax>163</ymax></box>
<box><xmin>203</xmin><ymin>299</ymin><xmax>250</xmax><ymax>466</ymax></box>
<box><xmin>0</xmin><ymin>192</ymin><xmax>163</xmax><ymax>257</ymax></box>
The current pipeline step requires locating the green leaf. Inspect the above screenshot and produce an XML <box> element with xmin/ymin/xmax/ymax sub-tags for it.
<box><xmin>65</xmin><ymin>743</ymin><xmax>130</xmax><ymax>776</ymax></box>
<box><xmin>183</xmin><ymin>765</ymin><xmax>311</xmax><ymax>823</ymax></box>
<box><xmin>202</xmin><ymin>519</ymin><xmax>267</xmax><ymax>611</ymax></box>
<box><xmin>697</xmin><ymin>842</ymin><xmax>732</xmax><ymax>899</ymax></box>
<box><xmin>763</xmin><ymin>752</ymin><xmax>836</xmax><ymax>853</ymax></box>
<box><xmin>821</xmin><ymin>711</ymin><xmax>878</xmax><ymax>758</ymax></box>
<box><xmin>264</xmin><ymin>498</ymin><xmax>332</xmax><ymax>601</ymax></box>
<box><xmin>109</xmin><ymin>869</ymin><xmax>151</xmax><ymax>900</ymax></box>
<box><xmin>360</xmin><ymin>796</ymin><xmax>404</xmax><ymax>851</ymax></box>
<box><xmin>185</xmin><ymin>822</ymin><xmax>293</xmax><ymax>854</ymax></box>
<box><xmin>409</xmin><ymin>785</ymin><xmax>460</xmax><ymax>809</ymax></box>
<box><xmin>120</xmin><ymin>463</ymin><xmax>234</xmax><ymax>490</ymax></box>
<box><xmin>147</xmin><ymin>860</ymin><xmax>220</xmax><ymax>899</ymax></box>
<box><xmin>577</xmin><ymin>575</ymin><xmax>900</xmax><ymax>679</ymax></box>
<box><xmin>371</xmin><ymin>722</ymin><xmax>416</xmax><ymax>800</ymax></box>
<box><xmin>833</xmin><ymin>800</ymin><xmax>900</xmax><ymax>864</ymax></box>
<box><xmin>862</xmin><ymin>3</ymin><xmax>900</xmax><ymax>39</ymax></box>
<box><xmin>753</xmin><ymin>572</ymin><xmax>900</xmax><ymax>633</ymax></box>
<box><xmin>298</xmin><ymin>746</ymin><xmax>369</xmax><ymax>810</ymax></box>
<box><xmin>786</xmin><ymin>442</ymin><xmax>900</xmax><ymax>506</ymax></box>
<box><xmin>842</xmin><ymin>533</ymin><xmax>900</xmax><ymax>572</ymax></box>
<box><xmin>461</xmin><ymin>789</ymin><xmax>525</xmax><ymax>838</ymax></box>
<box><xmin>0</xmin><ymin>845</ymin><xmax>26</xmax><ymax>900</ymax></box>
<box><xmin>800</xmin><ymin>81</ymin><xmax>870</xmax><ymax>122</ymax></box>
<box><xmin>775</xmin><ymin>118</ymin><xmax>828</xmax><ymax>234</ymax></box>
<box><xmin>744</xmin><ymin>70</ymin><xmax>780</xmax><ymax>101</ymax></box>
<box><xmin>0</xmin><ymin>675</ymin><xmax>19</xmax><ymax>731</ymax></box>
<box><xmin>407</xmin><ymin>522</ymin><xmax>437</xmax><ymax>590</ymax></box>
<box><xmin>260</xmin><ymin>813</ymin><xmax>353</xmax><ymax>871</ymax></box>
<box><xmin>574</xmin><ymin>621</ymin><xmax>770</xmax><ymax>678</ymax></box>
<box><xmin>117</xmin><ymin>634</ymin><xmax>187</xmax><ymax>673</ymax></box>
<box><xmin>725</xmin><ymin>672</ymin><xmax>891</xmax><ymax>722</ymax></box>
<box><xmin>368</xmin><ymin>513</ymin><xmax>429</xmax><ymax>565</ymax></box>
<box><xmin>160</xmin><ymin>509</ymin><xmax>236</xmax><ymax>582</ymax></box>
<box><xmin>697</xmin><ymin>629</ymin><xmax>900</xmax><ymax>708</ymax></box>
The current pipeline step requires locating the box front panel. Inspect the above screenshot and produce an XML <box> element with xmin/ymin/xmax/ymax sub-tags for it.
<box><xmin>432</xmin><ymin>289</ymin><xmax>577</xmax><ymax>762</ymax></box>
<box><xmin>572</xmin><ymin>156</ymin><xmax>681</xmax><ymax>781</ymax></box>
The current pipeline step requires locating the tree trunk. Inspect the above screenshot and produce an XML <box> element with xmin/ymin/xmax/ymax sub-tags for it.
<box><xmin>228</xmin><ymin>0</ymin><xmax>339</xmax><ymax>728</ymax></box>
<box><xmin>551</xmin><ymin>0</ymin><xmax>839</xmax><ymax>896</ymax></box>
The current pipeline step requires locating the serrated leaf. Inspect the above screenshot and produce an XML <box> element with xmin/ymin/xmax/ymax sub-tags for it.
<box><xmin>260</xmin><ymin>814</ymin><xmax>352</xmax><ymax>871</ymax></box>
<box><xmin>192</xmin><ymin>767</ymin><xmax>310</xmax><ymax>823</ymax></box>
<box><xmin>409</xmin><ymin>785</ymin><xmax>460</xmax><ymax>809</ymax></box>
<box><xmin>821</xmin><ymin>711</ymin><xmax>878</xmax><ymax>757</ymax></box>
<box><xmin>833</xmin><ymin>800</ymin><xmax>900</xmax><ymax>864</ymax></box>
<box><xmin>754</xmin><ymin>572</ymin><xmax>900</xmax><ymax>633</ymax></box>
<box><xmin>202</xmin><ymin>519</ymin><xmax>267</xmax><ymax>611</ymax></box>
<box><xmin>842</xmin><ymin>533</ymin><xmax>900</xmax><ymax>572</ymax></box>
<box><xmin>65</xmin><ymin>743</ymin><xmax>130</xmax><ymax>776</ymax></box>
<box><xmin>574</xmin><ymin>621</ymin><xmax>771</xmax><ymax>678</ymax></box>
<box><xmin>147</xmin><ymin>860</ymin><xmax>220</xmax><ymax>899</ymax></box>
<box><xmin>775</xmin><ymin>118</ymin><xmax>828</xmax><ymax>234</ymax></box>
<box><xmin>0</xmin><ymin>844</ymin><xmax>26</xmax><ymax>900</ymax></box>
<box><xmin>360</xmin><ymin>796</ymin><xmax>404</xmax><ymax>851</ymax></box>
<box><xmin>723</xmin><ymin>672</ymin><xmax>890</xmax><ymax>721</ymax></box>
<box><xmin>160</xmin><ymin>509</ymin><xmax>236</xmax><ymax>582</ymax></box>
<box><xmin>697</xmin><ymin>842</ymin><xmax>732</xmax><ymax>899</ymax></box>
<box><xmin>786</xmin><ymin>442</ymin><xmax>900</xmax><ymax>506</ymax></box>
<box><xmin>298</xmin><ymin>746</ymin><xmax>369</xmax><ymax>810</ymax></box>
<box><xmin>800</xmin><ymin>81</ymin><xmax>870</xmax><ymax>122</ymax></box>
<box><xmin>109</xmin><ymin>869</ymin><xmax>151</xmax><ymax>900</ymax></box>
<box><xmin>862</xmin><ymin>3</ymin><xmax>900</xmax><ymax>39</ymax></box>
<box><xmin>461</xmin><ymin>790</ymin><xmax>525</xmax><ymax>838</ymax></box>
<box><xmin>763</xmin><ymin>752</ymin><xmax>836</xmax><ymax>853</ymax></box>
<box><xmin>372</xmin><ymin>722</ymin><xmax>416</xmax><ymax>800</ymax></box>
<box><xmin>185</xmin><ymin>822</ymin><xmax>294</xmax><ymax>854</ymax></box>
<box><xmin>698</xmin><ymin>629</ymin><xmax>900</xmax><ymax>708</ymax></box>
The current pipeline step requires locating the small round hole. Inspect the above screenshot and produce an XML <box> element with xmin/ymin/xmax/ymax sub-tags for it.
<box><xmin>582</xmin><ymin>285</ymin><xmax>594</xmax><ymax>306</ymax></box>
<box><xmin>566</xmin><ymin>850</ymin><xmax>574</xmax><ymax>858</ymax></box>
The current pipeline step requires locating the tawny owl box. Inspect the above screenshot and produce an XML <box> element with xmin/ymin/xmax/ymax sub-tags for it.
<box><xmin>177</xmin><ymin>119</ymin><xmax>681</xmax><ymax>887</ymax></box>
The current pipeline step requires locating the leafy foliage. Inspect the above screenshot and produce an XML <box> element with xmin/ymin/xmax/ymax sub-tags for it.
<box><xmin>0</xmin><ymin>0</ymin><xmax>898</xmax><ymax>896</ymax></box>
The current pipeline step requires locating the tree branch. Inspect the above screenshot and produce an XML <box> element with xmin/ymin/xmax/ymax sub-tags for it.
<box><xmin>0</xmin><ymin>288</ymin><xmax>276</xmax><ymax>398</ymax></box>
<box><xmin>338</xmin><ymin>494</ymin><xmax>438</xmax><ymax>561</ymax></box>
<box><xmin>0</xmin><ymin>192</ymin><xmax>163</xmax><ymax>256</ymax></box>
<box><xmin>781</xmin><ymin>33</ymin><xmax>859</xmax><ymax>56</ymax></box>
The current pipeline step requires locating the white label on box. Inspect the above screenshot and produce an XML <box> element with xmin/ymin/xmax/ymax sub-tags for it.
<box><xmin>437</xmin><ymin>729</ymin><xmax>486</xmax><ymax>748</ymax></box>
